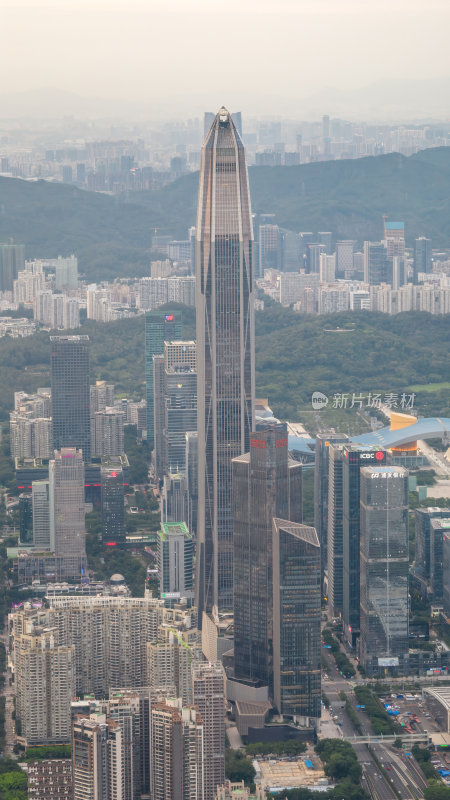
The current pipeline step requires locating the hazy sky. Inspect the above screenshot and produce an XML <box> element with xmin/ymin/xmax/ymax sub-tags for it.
<box><xmin>3</xmin><ymin>0</ymin><xmax>450</xmax><ymax>114</ymax></box>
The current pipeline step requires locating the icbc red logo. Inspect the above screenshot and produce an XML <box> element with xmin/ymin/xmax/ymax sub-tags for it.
<box><xmin>375</xmin><ymin>451</ymin><xmax>384</xmax><ymax>460</ymax></box>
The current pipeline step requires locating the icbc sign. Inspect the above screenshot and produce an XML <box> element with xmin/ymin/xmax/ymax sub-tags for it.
<box><xmin>359</xmin><ymin>450</ymin><xmax>385</xmax><ymax>461</ymax></box>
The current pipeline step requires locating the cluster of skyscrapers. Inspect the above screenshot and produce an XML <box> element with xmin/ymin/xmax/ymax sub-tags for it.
<box><xmin>11</xmin><ymin>105</ymin><xmax>445</xmax><ymax>798</ymax></box>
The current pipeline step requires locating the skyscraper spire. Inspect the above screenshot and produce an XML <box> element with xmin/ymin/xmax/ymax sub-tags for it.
<box><xmin>195</xmin><ymin>107</ymin><xmax>254</xmax><ymax>617</ymax></box>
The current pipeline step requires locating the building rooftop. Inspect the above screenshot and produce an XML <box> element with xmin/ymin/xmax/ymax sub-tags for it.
<box><xmin>273</xmin><ymin>519</ymin><xmax>320</xmax><ymax>548</ymax></box>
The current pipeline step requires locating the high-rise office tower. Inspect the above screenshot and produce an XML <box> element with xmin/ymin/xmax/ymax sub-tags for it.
<box><xmin>51</xmin><ymin>335</ymin><xmax>91</xmax><ymax>462</ymax></box>
<box><xmin>306</xmin><ymin>243</ymin><xmax>326</xmax><ymax>274</ymax></box>
<box><xmin>145</xmin><ymin>311</ymin><xmax>182</xmax><ymax>447</ymax></box>
<box><xmin>192</xmin><ymin>661</ymin><xmax>225</xmax><ymax>799</ymax></box>
<box><xmin>258</xmin><ymin>224</ymin><xmax>280</xmax><ymax>278</ymax></box>
<box><xmin>72</xmin><ymin>714</ymin><xmax>124</xmax><ymax>800</ymax></box>
<box><xmin>318</xmin><ymin>231</ymin><xmax>332</xmax><ymax>254</ymax></box>
<box><xmin>342</xmin><ymin>447</ymin><xmax>386</xmax><ymax>647</ymax></box>
<box><xmin>327</xmin><ymin>443</ymin><xmax>345</xmax><ymax>617</ymax></box>
<box><xmin>359</xmin><ymin>466</ymin><xmax>409</xmax><ymax>676</ymax></box>
<box><xmin>233</xmin><ymin>425</ymin><xmax>302</xmax><ymax>687</ymax></box>
<box><xmin>272</xmin><ymin>519</ymin><xmax>321</xmax><ymax>723</ymax></box>
<box><xmin>157</xmin><ymin>521</ymin><xmax>194</xmax><ymax>603</ymax></box>
<box><xmin>162</xmin><ymin>471</ymin><xmax>189</xmax><ymax>524</ymax></box>
<box><xmin>384</xmin><ymin>220</ymin><xmax>405</xmax><ymax>259</ymax></box>
<box><xmin>32</xmin><ymin>480</ymin><xmax>51</xmax><ymax>550</ymax></box>
<box><xmin>335</xmin><ymin>240</ymin><xmax>354</xmax><ymax>277</ymax></box>
<box><xmin>19</xmin><ymin>493</ymin><xmax>33</xmax><ymax>545</ymax></box>
<box><xmin>414</xmin><ymin>236</ymin><xmax>432</xmax><ymax>282</ymax></box>
<box><xmin>429</xmin><ymin>518</ymin><xmax>450</xmax><ymax>604</ymax></box>
<box><xmin>414</xmin><ymin>507</ymin><xmax>450</xmax><ymax>588</ymax></box>
<box><xmin>314</xmin><ymin>434</ymin><xmax>348</xmax><ymax>578</ymax></box>
<box><xmin>153</xmin><ymin>340</ymin><xmax>197</xmax><ymax>479</ymax></box>
<box><xmin>49</xmin><ymin>448</ymin><xmax>86</xmax><ymax>576</ymax></box>
<box><xmin>0</xmin><ymin>242</ymin><xmax>25</xmax><ymax>291</ymax></box>
<box><xmin>363</xmin><ymin>241</ymin><xmax>392</xmax><ymax>285</ymax></box>
<box><xmin>196</xmin><ymin>107</ymin><xmax>254</xmax><ymax>615</ymax></box>
<box><xmin>101</xmin><ymin>460</ymin><xmax>125</xmax><ymax>546</ymax></box>
<box><xmin>186</xmin><ymin>432</ymin><xmax>198</xmax><ymax>537</ymax></box>
<box><xmin>442</xmin><ymin>528</ymin><xmax>450</xmax><ymax>617</ymax></box>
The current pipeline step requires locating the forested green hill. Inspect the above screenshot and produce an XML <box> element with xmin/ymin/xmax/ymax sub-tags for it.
<box><xmin>0</xmin><ymin>307</ymin><xmax>448</xmax><ymax>426</ymax></box>
<box><xmin>0</xmin><ymin>147</ymin><xmax>449</xmax><ymax>281</ymax></box>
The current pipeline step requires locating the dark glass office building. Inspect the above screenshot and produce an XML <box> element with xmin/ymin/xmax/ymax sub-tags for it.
<box><xmin>19</xmin><ymin>493</ymin><xmax>33</xmax><ymax>545</ymax></box>
<box><xmin>430</xmin><ymin>518</ymin><xmax>450</xmax><ymax>604</ymax></box>
<box><xmin>365</xmin><ymin>241</ymin><xmax>392</xmax><ymax>285</ymax></box>
<box><xmin>196</xmin><ymin>108</ymin><xmax>254</xmax><ymax>615</ymax></box>
<box><xmin>314</xmin><ymin>433</ymin><xmax>347</xmax><ymax>578</ymax></box>
<box><xmin>50</xmin><ymin>335</ymin><xmax>91</xmax><ymax>462</ymax></box>
<box><xmin>101</xmin><ymin>461</ymin><xmax>125</xmax><ymax>545</ymax></box>
<box><xmin>145</xmin><ymin>311</ymin><xmax>182</xmax><ymax>448</ymax></box>
<box><xmin>360</xmin><ymin>466</ymin><xmax>409</xmax><ymax>676</ymax></box>
<box><xmin>414</xmin><ymin>236</ymin><xmax>432</xmax><ymax>282</ymax></box>
<box><xmin>272</xmin><ymin>519</ymin><xmax>321</xmax><ymax>722</ymax></box>
<box><xmin>327</xmin><ymin>444</ymin><xmax>345</xmax><ymax>617</ymax></box>
<box><xmin>414</xmin><ymin>507</ymin><xmax>450</xmax><ymax>587</ymax></box>
<box><xmin>342</xmin><ymin>446</ymin><xmax>386</xmax><ymax>647</ymax></box>
<box><xmin>233</xmin><ymin>426</ymin><xmax>302</xmax><ymax>687</ymax></box>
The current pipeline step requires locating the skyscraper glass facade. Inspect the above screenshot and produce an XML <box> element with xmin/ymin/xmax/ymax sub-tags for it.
<box><xmin>50</xmin><ymin>335</ymin><xmax>91</xmax><ymax>462</ymax></box>
<box><xmin>360</xmin><ymin>466</ymin><xmax>409</xmax><ymax>675</ymax></box>
<box><xmin>196</xmin><ymin>108</ymin><xmax>254</xmax><ymax>614</ymax></box>
<box><xmin>233</xmin><ymin>426</ymin><xmax>302</xmax><ymax>687</ymax></box>
<box><xmin>272</xmin><ymin>520</ymin><xmax>321</xmax><ymax>721</ymax></box>
<box><xmin>144</xmin><ymin>311</ymin><xmax>182</xmax><ymax>447</ymax></box>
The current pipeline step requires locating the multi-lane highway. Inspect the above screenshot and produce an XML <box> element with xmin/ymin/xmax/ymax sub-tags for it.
<box><xmin>321</xmin><ymin>647</ymin><xmax>428</xmax><ymax>800</ymax></box>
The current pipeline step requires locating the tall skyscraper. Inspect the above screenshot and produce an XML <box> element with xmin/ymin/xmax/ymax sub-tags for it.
<box><xmin>314</xmin><ymin>433</ymin><xmax>347</xmax><ymax>578</ymax></box>
<box><xmin>258</xmin><ymin>224</ymin><xmax>280</xmax><ymax>278</ymax></box>
<box><xmin>101</xmin><ymin>460</ymin><xmax>126</xmax><ymax>546</ymax></box>
<box><xmin>196</xmin><ymin>107</ymin><xmax>254</xmax><ymax>615</ymax></box>
<box><xmin>153</xmin><ymin>340</ymin><xmax>197</xmax><ymax>479</ymax></box>
<box><xmin>19</xmin><ymin>493</ymin><xmax>33</xmax><ymax>545</ymax></box>
<box><xmin>145</xmin><ymin>311</ymin><xmax>182</xmax><ymax>447</ymax></box>
<box><xmin>414</xmin><ymin>507</ymin><xmax>450</xmax><ymax>588</ymax></box>
<box><xmin>157</xmin><ymin>521</ymin><xmax>194</xmax><ymax>603</ymax></box>
<box><xmin>51</xmin><ymin>335</ymin><xmax>91</xmax><ymax>462</ymax></box>
<box><xmin>49</xmin><ymin>448</ymin><xmax>86</xmax><ymax>576</ymax></box>
<box><xmin>0</xmin><ymin>242</ymin><xmax>25</xmax><ymax>291</ymax></box>
<box><xmin>359</xmin><ymin>466</ymin><xmax>409</xmax><ymax>676</ymax></box>
<box><xmin>32</xmin><ymin>480</ymin><xmax>51</xmax><ymax>550</ymax></box>
<box><xmin>327</xmin><ymin>443</ymin><xmax>345</xmax><ymax>617</ymax></box>
<box><xmin>342</xmin><ymin>446</ymin><xmax>386</xmax><ymax>647</ymax></box>
<box><xmin>233</xmin><ymin>425</ymin><xmax>302</xmax><ymax>687</ymax></box>
<box><xmin>414</xmin><ymin>236</ymin><xmax>432</xmax><ymax>282</ymax></box>
<box><xmin>363</xmin><ymin>241</ymin><xmax>392</xmax><ymax>285</ymax></box>
<box><xmin>192</xmin><ymin>661</ymin><xmax>225</xmax><ymax>800</ymax></box>
<box><xmin>186</xmin><ymin>432</ymin><xmax>198</xmax><ymax>537</ymax></box>
<box><xmin>384</xmin><ymin>220</ymin><xmax>405</xmax><ymax>259</ymax></box>
<box><xmin>272</xmin><ymin>519</ymin><xmax>321</xmax><ymax>723</ymax></box>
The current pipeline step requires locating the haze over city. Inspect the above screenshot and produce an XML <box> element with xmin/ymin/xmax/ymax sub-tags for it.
<box><xmin>2</xmin><ymin>0</ymin><xmax>450</xmax><ymax>119</ymax></box>
<box><xmin>1</xmin><ymin>2</ymin><xmax>450</xmax><ymax>800</ymax></box>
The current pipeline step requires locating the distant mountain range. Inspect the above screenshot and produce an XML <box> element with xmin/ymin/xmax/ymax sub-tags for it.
<box><xmin>0</xmin><ymin>78</ymin><xmax>449</xmax><ymax>120</ymax></box>
<box><xmin>0</xmin><ymin>146</ymin><xmax>449</xmax><ymax>281</ymax></box>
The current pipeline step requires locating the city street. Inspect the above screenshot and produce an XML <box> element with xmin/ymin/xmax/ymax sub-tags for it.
<box><xmin>321</xmin><ymin>648</ymin><xmax>428</xmax><ymax>800</ymax></box>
